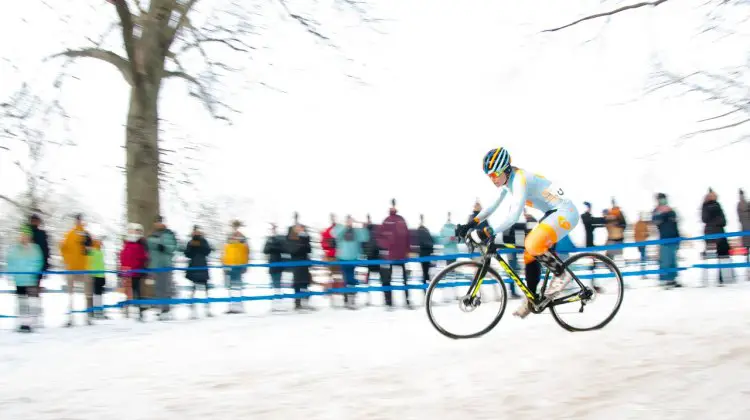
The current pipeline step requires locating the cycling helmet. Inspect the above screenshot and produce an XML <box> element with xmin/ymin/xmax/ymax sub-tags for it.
<box><xmin>482</xmin><ymin>147</ymin><xmax>511</xmax><ymax>175</ymax></box>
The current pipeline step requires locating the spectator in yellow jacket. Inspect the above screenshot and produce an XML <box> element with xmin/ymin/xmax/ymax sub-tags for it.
<box><xmin>222</xmin><ymin>220</ymin><xmax>249</xmax><ymax>314</ymax></box>
<box><xmin>59</xmin><ymin>213</ymin><xmax>93</xmax><ymax>326</ymax></box>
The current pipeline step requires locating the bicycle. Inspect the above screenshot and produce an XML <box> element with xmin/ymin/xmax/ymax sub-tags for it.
<box><xmin>425</xmin><ymin>236</ymin><xmax>625</xmax><ymax>339</ymax></box>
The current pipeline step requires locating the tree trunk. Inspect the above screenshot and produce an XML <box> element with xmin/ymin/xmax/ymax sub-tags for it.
<box><xmin>125</xmin><ymin>85</ymin><xmax>161</xmax><ymax>228</ymax></box>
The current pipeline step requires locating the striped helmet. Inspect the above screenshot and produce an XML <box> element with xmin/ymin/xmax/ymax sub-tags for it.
<box><xmin>482</xmin><ymin>147</ymin><xmax>511</xmax><ymax>175</ymax></box>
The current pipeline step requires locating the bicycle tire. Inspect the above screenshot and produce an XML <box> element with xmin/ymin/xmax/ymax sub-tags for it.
<box><xmin>549</xmin><ymin>252</ymin><xmax>624</xmax><ymax>332</ymax></box>
<box><xmin>425</xmin><ymin>260</ymin><xmax>508</xmax><ymax>339</ymax></box>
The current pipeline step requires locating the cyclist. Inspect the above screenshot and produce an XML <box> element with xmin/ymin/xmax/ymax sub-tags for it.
<box><xmin>455</xmin><ymin>147</ymin><xmax>580</xmax><ymax>318</ymax></box>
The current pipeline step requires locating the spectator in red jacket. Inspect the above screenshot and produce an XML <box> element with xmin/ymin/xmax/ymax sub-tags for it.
<box><xmin>321</xmin><ymin>213</ymin><xmax>343</xmax><ymax>299</ymax></box>
<box><xmin>119</xmin><ymin>223</ymin><xmax>149</xmax><ymax>321</ymax></box>
<box><xmin>377</xmin><ymin>199</ymin><xmax>412</xmax><ymax>309</ymax></box>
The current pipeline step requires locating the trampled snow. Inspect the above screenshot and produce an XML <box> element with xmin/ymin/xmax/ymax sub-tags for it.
<box><xmin>1</xmin><ymin>268</ymin><xmax>749</xmax><ymax>420</ymax></box>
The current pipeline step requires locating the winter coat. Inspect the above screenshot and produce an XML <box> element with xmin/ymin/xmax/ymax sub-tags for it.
<box><xmin>362</xmin><ymin>224</ymin><xmax>382</xmax><ymax>263</ymax></box>
<box><xmin>415</xmin><ymin>226</ymin><xmax>435</xmax><ymax>257</ymax></box>
<box><xmin>605</xmin><ymin>208</ymin><xmax>626</xmax><ymax>242</ymax></box>
<box><xmin>321</xmin><ymin>225</ymin><xmax>337</xmax><ymax>259</ymax></box>
<box><xmin>333</xmin><ymin>225</ymin><xmax>369</xmax><ymax>261</ymax></box>
<box><xmin>581</xmin><ymin>211</ymin><xmax>605</xmax><ymax>248</ymax></box>
<box><xmin>702</xmin><ymin>200</ymin><xmax>727</xmax><ymax>236</ymax></box>
<box><xmin>634</xmin><ymin>220</ymin><xmax>650</xmax><ymax>243</ymax></box>
<box><xmin>119</xmin><ymin>239</ymin><xmax>149</xmax><ymax>277</ymax></box>
<box><xmin>377</xmin><ymin>212</ymin><xmax>410</xmax><ymax>260</ymax></box>
<box><xmin>30</xmin><ymin>225</ymin><xmax>50</xmax><ymax>273</ymax></box>
<box><xmin>739</xmin><ymin>198</ymin><xmax>750</xmax><ymax>247</ymax></box>
<box><xmin>263</xmin><ymin>235</ymin><xmax>287</xmax><ymax>275</ymax></box>
<box><xmin>286</xmin><ymin>232</ymin><xmax>312</xmax><ymax>286</ymax></box>
<box><xmin>88</xmin><ymin>247</ymin><xmax>106</xmax><ymax>278</ymax></box>
<box><xmin>438</xmin><ymin>223</ymin><xmax>459</xmax><ymax>255</ymax></box>
<box><xmin>222</xmin><ymin>231</ymin><xmax>249</xmax><ymax>268</ymax></box>
<box><xmin>60</xmin><ymin>224</ymin><xmax>91</xmax><ymax>270</ymax></box>
<box><xmin>146</xmin><ymin>228</ymin><xmax>177</xmax><ymax>269</ymax></box>
<box><xmin>652</xmin><ymin>206</ymin><xmax>680</xmax><ymax>239</ymax></box>
<box><xmin>184</xmin><ymin>236</ymin><xmax>212</xmax><ymax>283</ymax></box>
<box><xmin>7</xmin><ymin>243</ymin><xmax>44</xmax><ymax>287</ymax></box>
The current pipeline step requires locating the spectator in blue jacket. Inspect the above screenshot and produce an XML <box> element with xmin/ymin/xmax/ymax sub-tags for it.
<box><xmin>7</xmin><ymin>225</ymin><xmax>44</xmax><ymax>332</ymax></box>
<box><xmin>652</xmin><ymin>193</ymin><xmax>682</xmax><ymax>288</ymax></box>
<box><xmin>333</xmin><ymin>215</ymin><xmax>370</xmax><ymax>308</ymax></box>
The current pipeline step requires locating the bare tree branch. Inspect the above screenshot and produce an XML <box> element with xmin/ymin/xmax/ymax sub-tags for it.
<box><xmin>47</xmin><ymin>48</ymin><xmax>133</xmax><ymax>85</ymax></box>
<box><xmin>542</xmin><ymin>0</ymin><xmax>671</xmax><ymax>33</ymax></box>
<box><xmin>683</xmin><ymin>117</ymin><xmax>750</xmax><ymax>138</ymax></box>
<box><xmin>163</xmin><ymin>70</ymin><xmax>229</xmax><ymax>122</ymax></box>
<box><xmin>277</xmin><ymin>0</ymin><xmax>329</xmax><ymax>40</ymax></box>
<box><xmin>697</xmin><ymin>107</ymin><xmax>742</xmax><ymax>123</ymax></box>
<box><xmin>110</xmin><ymin>0</ymin><xmax>143</xmax><ymax>90</ymax></box>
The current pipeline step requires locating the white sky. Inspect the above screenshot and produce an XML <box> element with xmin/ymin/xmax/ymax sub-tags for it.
<box><xmin>1</xmin><ymin>0</ymin><xmax>748</xmax><ymax>247</ymax></box>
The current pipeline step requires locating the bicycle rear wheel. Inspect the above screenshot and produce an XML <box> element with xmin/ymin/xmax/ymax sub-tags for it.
<box><xmin>548</xmin><ymin>252</ymin><xmax>624</xmax><ymax>332</ymax></box>
<box><xmin>425</xmin><ymin>260</ymin><xmax>508</xmax><ymax>339</ymax></box>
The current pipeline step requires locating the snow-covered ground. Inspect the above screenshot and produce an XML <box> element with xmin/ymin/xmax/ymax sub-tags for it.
<box><xmin>1</xmin><ymin>268</ymin><xmax>749</xmax><ymax>420</ymax></box>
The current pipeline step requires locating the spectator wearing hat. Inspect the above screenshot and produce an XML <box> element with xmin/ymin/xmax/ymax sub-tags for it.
<box><xmin>184</xmin><ymin>225</ymin><xmax>213</xmax><ymax>318</ymax></box>
<box><xmin>60</xmin><ymin>213</ymin><xmax>93</xmax><ymax>326</ymax></box>
<box><xmin>147</xmin><ymin>215</ymin><xmax>178</xmax><ymax>320</ymax></box>
<box><xmin>7</xmin><ymin>225</ymin><xmax>44</xmax><ymax>332</ymax></box>
<box><xmin>222</xmin><ymin>220</ymin><xmax>249</xmax><ymax>314</ymax></box>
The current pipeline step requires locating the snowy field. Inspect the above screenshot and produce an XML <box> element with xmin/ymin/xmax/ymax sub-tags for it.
<box><xmin>1</xmin><ymin>268</ymin><xmax>750</xmax><ymax>420</ymax></box>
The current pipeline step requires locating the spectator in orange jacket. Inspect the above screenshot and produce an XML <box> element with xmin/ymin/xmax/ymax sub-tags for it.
<box><xmin>59</xmin><ymin>213</ymin><xmax>93</xmax><ymax>327</ymax></box>
<box><xmin>634</xmin><ymin>212</ymin><xmax>651</xmax><ymax>264</ymax></box>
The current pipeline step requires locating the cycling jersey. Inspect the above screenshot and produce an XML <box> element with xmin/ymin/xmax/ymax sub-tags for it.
<box><xmin>474</xmin><ymin>167</ymin><xmax>579</xmax><ymax>258</ymax></box>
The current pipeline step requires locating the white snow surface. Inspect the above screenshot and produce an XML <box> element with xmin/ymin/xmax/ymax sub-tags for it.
<box><xmin>1</xmin><ymin>278</ymin><xmax>750</xmax><ymax>420</ymax></box>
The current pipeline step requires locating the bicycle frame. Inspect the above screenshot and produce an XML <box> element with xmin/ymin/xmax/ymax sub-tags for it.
<box><xmin>464</xmin><ymin>239</ymin><xmax>589</xmax><ymax>313</ymax></box>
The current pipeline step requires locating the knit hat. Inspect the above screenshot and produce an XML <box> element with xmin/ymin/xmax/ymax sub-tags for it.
<box><xmin>20</xmin><ymin>224</ymin><xmax>32</xmax><ymax>237</ymax></box>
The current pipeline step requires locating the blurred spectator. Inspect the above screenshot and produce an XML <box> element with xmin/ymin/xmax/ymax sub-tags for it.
<box><xmin>185</xmin><ymin>225</ymin><xmax>213</xmax><ymax>318</ymax></box>
<box><xmin>377</xmin><ymin>199</ymin><xmax>412</xmax><ymax>309</ymax></box>
<box><xmin>437</xmin><ymin>212</ymin><xmax>460</xmax><ymax>301</ymax></box>
<box><xmin>605</xmin><ymin>199</ymin><xmax>627</xmax><ymax>263</ymax></box>
<box><xmin>8</xmin><ymin>225</ymin><xmax>44</xmax><ymax>332</ymax></box>
<box><xmin>87</xmin><ymin>237</ymin><xmax>108</xmax><ymax>320</ymax></box>
<box><xmin>321</xmin><ymin>214</ymin><xmax>341</xmax><ymax>289</ymax></box>
<box><xmin>634</xmin><ymin>212</ymin><xmax>651</xmax><ymax>265</ymax></box>
<box><xmin>581</xmin><ymin>201</ymin><xmax>605</xmax><ymax>248</ymax></box>
<box><xmin>739</xmin><ymin>189</ymin><xmax>750</xmax><ymax>271</ymax></box>
<box><xmin>263</xmin><ymin>223</ymin><xmax>287</xmax><ymax>311</ymax></box>
<box><xmin>438</xmin><ymin>212</ymin><xmax>459</xmax><ymax>260</ymax></box>
<box><xmin>28</xmin><ymin>213</ymin><xmax>50</xmax><ymax>326</ymax></box>
<box><xmin>362</xmin><ymin>214</ymin><xmax>382</xmax><ymax>306</ymax></box>
<box><xmin>652</xmin><ymin>193</ymin><xmax>682</xmax><ymax>288</ymax></box>
<box><xmin>147</xmin><ymin>215</ymin><xmax>178</xmax><ymax>320</ymax></box>
<box><xmin>222</xmin><ymin>220</ymin><xmax>249</xmax><ymax>314</ymax></box>
<box><xmin>415</xmin><ymin>214</ymin><xmax>435</xmax><ymax>295</ymax></box>
<box><xmin>120</xmin><ymin>223</ymin><xmax>149</xmax><ymax>321</ymax></box>
<box><xmin>60</xmin><ymin>213</ymin><xmax>93</xmax><ymax>326</ymax></box>
<box><xmin>702</xmin><ymin>188</ymin><xmax>733</xmax><ymax>284</ymax></box>
<box><xmin>333</xmin><ymin>215</ymin><xmax>369</xmax><ymax>309</ymax></box>
<box><xmin>286</xmin><ymin>222</ymin><xmax>313</xmax><ymax>310</ymax></box>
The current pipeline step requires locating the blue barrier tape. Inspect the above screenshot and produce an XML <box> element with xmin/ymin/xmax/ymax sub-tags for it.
<box><xmin>1</xmin><ymin>230</ymin><xmax>748</xmax><ymax>276</ymax></box>
<box><xmin>5</xmin><ymin>260</ymin><xmax>748</xmax><ymax>317</ymax></box>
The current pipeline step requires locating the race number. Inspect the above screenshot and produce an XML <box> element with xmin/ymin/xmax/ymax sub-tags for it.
<box><xmin>541</xmin><ymin>182</ymin><xmax>566</xmax><ymax>205</ymax></box>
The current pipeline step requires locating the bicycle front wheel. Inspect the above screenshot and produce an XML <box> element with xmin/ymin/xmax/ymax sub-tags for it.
<box><xmin>548</xmin><ymin>252</ymin><xmax>624</xmax><ymax>332</ymax></box>
<box><xmin>425</xmin><ymin>260</ymin><xmax>508</xmax><ymax>339</ymax></box>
